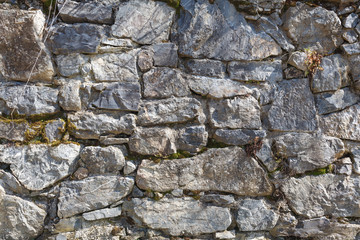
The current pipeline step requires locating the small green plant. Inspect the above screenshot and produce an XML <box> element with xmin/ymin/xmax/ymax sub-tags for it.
<box><xmin>304</xmin><ymin>48</ymin><xmax>323</xmax><ymax>77</ymax></box>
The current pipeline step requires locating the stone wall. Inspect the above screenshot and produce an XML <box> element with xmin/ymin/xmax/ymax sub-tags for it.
<box><xmin>0</xmin><ymin>0</ymin><xmax>360</xmax><ymax>239</ymax></box>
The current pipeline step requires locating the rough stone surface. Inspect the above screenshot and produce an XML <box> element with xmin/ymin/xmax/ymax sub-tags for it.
<box><xmin>315</xmin><ymin>88</ymin><xmax>359</xmax><ymax>115</ymax></box>
<box><xmin>228</xmin><ymin>60</ymin><xmax>282</xmax><ymax>82</ymax></box>
<box><xmin>343</xmin><ymin>29</ymin><xmax>358</xmax><ymax>44</ymax></box>
<box><xmin>58</xmin><ymin>176</ymin><xmax>134</xmax><ymax>218</ymax></box>
<box><xmin>209</xmin><ymin>96</ymin><xmax>261</xmax><ymax>129</ymax></box>
<box><xmin>175</xmin><ymin>0</ymin><xmax>281</xmax><ymax>61</ymax></box>
<box><xmin>0</xmin><ymin>185</ymin><xmax>47</xmax><ymax>240</ymax></box>
<box><xmin>176</xmin><ymin>125</ymin><xmax>208</xmax><ymax>153</ymax></box>
<box><xmin>56</xmin><ymin>54</ymin><xmax>89</xmax><ymax>77</ymax></box>
<box><xmin>112</xmin><ymin>0</ymin><xmax>175</xmax><ymax>44</ymax></box>
<box><xmin>0</xmin><ymin>170</ymin><xmax>29</xmax><ymax>195</ymax></box>
<box><xmin>288</xmin><ymin>51</ymin><xmax>307</xmax><ymax>71</ymax></box>
<box><xmin>341</xmin><ymin>42</ymin><xmax>360</xmax><ymax>55</ymax></box>
<box><xmin>59</xmin><ymin>80</ymin><xmax>82</xmax><ymax>111</ymax></box>
<box><xmin>343</xmin><ymin>13</ymin><xmax>359</xmax><ymax>28</ymax></box>
<box><xmin>44</xmin><ymin>119</ymin><xmax>66</xmax><ymax>143</ymax></box>
<box><xmin>82</xmin><ymin>207</ymin><xmax>122</xmax><ymax>221</ymax></box>
<box><xmin>136</xmin><ymin>147</ymin><xmax>273</xmax><ymax>196</ymax></box>
<box><xmin>124</xmin><ymin>161</ymin><xmax>137</xmax><ymax>175</ymax></box>
<box><xmin>214</xmin><ymin>129</ymin><xmax>266</xmax><ymax>146</ymax></box>
<box><xmin>319</xmin><ymin>104</ymin><xmax>360</xmax><ymax>141</ymax></box>
<box><xmin>268</xmin><ymin>78</ymin><xmax>317</xmax><ymax>132</ymax></box>
<box><xmin>80</xmin><ymin>146</ymin><xmax>125</xmax><ymax>175</ymax></box>
<box><xmin>283</xmin><ymin>3</ymin><xmax>343</xmax><ymax>54</ymax></box>
<box><xmin>137</xmin><ymin>49</ymin><xmax>153</xmax><ymax>72</ymax></box>
<box><xmin>352</xmin><ymin>146</ymin><xmax>360</xmax><ymax>175</ymax></box>
<box><xmin>0</xmin><ymin>144</ymin><xmax>80</xmax><ymax>191</ymax></box>
<box><xmin>0</xmin><ymin>9</ymin><xmax>55</xmax><ymax>81</ymax></box>
<box><xmin>138</xmin><ymin>98</ymin><xmax>204</xmax><ymax>126</ymax></box>
<box><xmin>273</xmin><ymin>133</ymin><xmax>345</xmax><ymax>174</ymax></box>
<box><xmin>236</xmin><ymin>199</ymin><xmax>279</xmax><ymax>231</ymax></box>
<box><xmin>143</xmin><ymin>68</ymin><xmax>190</xmax><ymax>98</ymax></box>
<box><xmin>0</xmin><ymin>120</ymin><xmax>29</xmax><ymax>142</ymax></box>
<box><xmin>152</xmin><ymin>43</ymin><xmax>178</xmax><ymax>68</ymax></box>
<box><xmin>123</xmin><ymin>197</ymin><xmax>232</xmax><ymax>236</ymax></box>
<box><xmin>68</xmin><ymin>112</ymin><xmax>136</xmax><ymax>139</ymax></box>
<box><xmin>281</xmin><ymin>175</ymin><xmax>360</xmax><ymax>218</ymax></box>
<box><xmin>229</xmin><ymin>0</ymin><xmax>286</xmax><ymax>14</ymax></box>
<box><xmin>184</xmin><ymin>59</ymin><xmax>226</xmax><ymax>78</ymax></box>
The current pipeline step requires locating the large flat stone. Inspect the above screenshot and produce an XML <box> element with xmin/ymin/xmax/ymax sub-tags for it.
<box><xmin>214</xmin><ymin>129</ymin><xmax>266</xmax><ymax>146</ymax></box>
<box><xmin>268</xmin><ymin>78</ymin><xmax>317</xmax><ymax>132</ymax></box>
<box><xmin>0</xmin><ymin>9</ymin><xmax>54</xmax><ymax>81</ymax></box>
<box><xmin>281</xmin><ymin>175</ymin><xmax>360</xmax><ymax>218</ymax></box>
<box><xmin>184</xmin><ymin>59</ymin><xmax>226</xmax><ymax>78</ymax></box>
<box><xmin>123</xmin><ymin>197</ymin><xmax>231</xmax><ymax>236</ymax></box>
<box><xmin>58</xmin><ymin>176</ymin><xmax>134</xmax><ymax>218</ymax></box>
<box><xmin>136</xmin><ymin>146</ymin><xmax>273</xmax><ymax>196</ymax></box>
<box><xmin>174</xmin><ymin>0</ymin><xmax>281</xmax><ymax>61</ymax></box>
<box><xmin>0</xmin><ymin>144</ymin><xmax>80</xmax><ymax>191</ymax></box>
<box><xmin>56</xmin><ymin>54</ymin><xmax>89</xmax><ymax>77</ymax></box>
<box><xmin>228</xmin><ymin>60</ymin><xmax>282</xmax><ymax>82</ymax></box>
<box><xmin>111</xmin><ymin>0</ymin><xmax>175</xmax><ymax>44</ymax></box>
<box><xmin>315</xmin><ymin>88</ymin><xmax>359</xmax><ymax>115</ymax></box>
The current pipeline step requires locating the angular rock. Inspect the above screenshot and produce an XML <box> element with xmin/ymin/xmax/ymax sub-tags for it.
<box><xmin>0</xmin><ymin>185</ymin><xmax>47</xmax><ymax>239</ymax></box>
<box><xmin>82</xmin><ymin>207</ymin><xmax>122</xmax><ymax>221</ymax></box>
<box><xmin>138</xmin><ymin>98</ymin><xmax>204</xmax><ymax>126</ymax></box>
<box><xmin>58</xmin><ymin>0</ymin><xmax>113</xmax><ymax>24</ymax></box>
<box><xmin>136</xmin><ymin>146</ymin><xmax>273</xmax><ymax>196</ymax></box>
<box><xmin>58</xmin><ymin>176</ymin><xmax>134</xmax><ymax>218</ymax></box>
<box><xmin>123</xmin><ymin>197</ymin><xmax>231</xmax><ymax>236</ymax></box>
<box><xmin>343</xmin><ymin>13</ymin><xmax>359</xmax><ymax>28</ymax></box>
<box><xmin>351</xmin><ymin>146</ymin><xmax>360</xmax><ymax>174</ymax></box>
<box><xmin>283</xmin><ymin>3</ymin><xmax>343</xmax><ymax>54</ymax></box>
<box><xmin>59</xmin><ymin>80</ymin><xmax>82</xmax><ymax>111</ymax></box>
<box><xmin>111</xmin><ymin>0</ymin><xmax>175</xmax><ymax>44</ymax></box>
<box><xmin>0</xmin><ymin>143</ymin><xmax>80</xmax><ymax>191</ymax></box>
<box><xmin>48</xmin><ymin>23</ymin><xmax>105</xmax><ymax>54</ymax></box>
<box><xmin>268</xmin><ymin>78</ymin><xmax>317</xmax><ymax>132</ymax></box>
<box><xmin>343</xmin><ymin>30</ymin><xmax>358</xmax><ymax>44</ymax></box>
<box><xmin>284</xmin><ymin>66</ymin><xmax>305</xmax><ymax>79</ymax></box>
<box><xmin>56</xmin><ymin>54</ymin><xmax>89</xmax><ymax>77</ymax></box>
<box><xmin>175</xmin><ymin>0</ymin><xmax>281</xmax><ymax>61</ymax></box>
<box><xmin>184</xmin><ymin>59</ymin><xmax>226</xmax><ymax>78</ymax></box>
<box><xmin>321</xmin><ymin>105</ymin><xmax>360</xmax><ymax>142</ymax></box>
<box><xmin>101</xmin><ymin>38</ymin><xmax>138</xmax><ymax>48</ymax></box>
<box><xmin>0</xmin><ymin>9</ymin><xmax>54</xmax><ymax>81</ymax></box>
<box><xmin>335</xmin><ymin>157</ymin><xmax>353</xmax><ymax>176</ymax></box>
<box><xmin>228</xmin><ymin>60</ymin><xmax>282</xmax><ymax>82</ymax></box>
<box><xmin>143</xmin><ymin>68</ymin><xmax>190</xmax><ymax>98</ymax></box>
<box><xmin>214</xmin><ymin>129</ymin><xmax>266</xmax><ymax>146</ymax></box>
<box><xmin>176</xmin><ymin>125</ymin><xmax>208</xmax><ymax>153</ymax></box>
<box><xmin>349</xmin><ymin>55</ymin><xmax>360</xmax><ymax>82</ymax></box>
<box><xmin>311</xmin><ymin>54</ymin><xmax>350</xmax><ymax>93</ymax></box>
<box><xmin>273</xmin><ymin>133</ymin><xmax>345</xmax><ymax>174</ymax></box>
<box><xmin>200</xmin><ymin>194</ymin><xmax>235</xmax><ymax>208</ymax></box>
<box><xmin>215</xmin><ymin>230</ymin><xmax>236</xmax><ymax>240</ymax></box>
<box><xmin>44</xmin><ymin>119</ymin><xmax>66</xmax><ymax>143</ymax></box>
<box><xmin>91</xmin><ymin>51</ymin><xmax>139</xmax><ymax>82</ymax></box>
<box><xmin>124</xmin><ymin>161</ymin><xmax>137</xmax><ymax>175</ymax></box>
<box><xmin>236</xmin><ymin>199</ymin><xmax>279</xmax><ymax>231</ymax></box>
<box><xmin>68</xmin><ymin>112</ymin><xmax>136</xmax><ymax>139</ymax></box>
<box><xmin>137</xmin><ymin>49</ymin><xmax>154</xmax><ymax>72</ymax></box>
<box><xmin>229</xmin><ymin>0</ymin><xmax>286</xmax><ymax>14</ymax></box>
<box><xmin>256</xmin><ymin>139</ymin><xmax>278</xmax><ymax>172</ymax></box>
<box><xmin>188</xmin><ymin>76</ymin><xmax>253</xmax><ymax>99</ymax></box>
<box><xmin>288</xmin><ymin>51</ymin><xmax>307</xmax><ymax>71</ymax></box>
<box><xmin>341</xmin><ymin>42</ymin><xmax>360</xmax><ymax>55</ymax></box>
<box><xmin>315</xmin><ymin>88</ymin><xmax>359</xmax><ymax>115</ymax></box>
<box><xmin>281</xmin><ymin>175</ymin><xmax>360</xmax><ymax>218</ymax></box>
<box><xmin>0</xmin><ymin>83</ymin><xmax>59</xmax><ymax>116</ymax></box>
<box><xmin>209</xmin><ymin>96</ymin><xmax>261</xmax><ymax>129</ymax></box>
<box><xmin>0</xmin><ymin>170</ymin><xmax>29</xmax><ymax>195</ymax></box>
<box><xmin>152</xmin><ymin>43</ymin><xmax>178</xmax><ymax>68</ymax></box>
<box><xmin>0</xmin><ymin>119</ymin><xmax>29</xmax><ymax>142</ymax></box>
<box><xmin>90</xmin><ymin>82</ymin><xmax>141</xmax><ymax>111</ymax></box>
<box><xmin>80</xmin><ymin>146</ymin><xmax>125</xmax><ymax>175</ymax></box>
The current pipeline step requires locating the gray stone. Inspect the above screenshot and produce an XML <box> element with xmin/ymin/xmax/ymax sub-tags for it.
<box><xmin>176</xmin><ymin>125</ymin><xmax>208</xmax><ymax>153</ymax></box>
<box><xmin>44</xmin><ymin>119</ymin><xmax>66</xmax><ymax>143</ymax></box>
<box><xmin>123</xmin><ymin>197</ymin><xmax>231</xmax><ymax>236</ymax></box>
<box><xmin>90</xmin><ymin>82</ymin><xmax>141</xmax><ymax>111</ymax></box>
<box><xmin>58</xmin><ymin>0</ymin><xmax>113</xmax><ymax>24</ymax></box>
<box><xmin>129</xmin><ymin>127</ymin><xmax>177</xmax><ymax>156</ymax></box>
<box><xmin>56</xmin><ymin>54</ymin><xmax>89</xmax><ymax>77</ymax></box>
<box><xmin>152</xmin><ymin>43</ymin><xmax>178</xmax><ymax>68</ymax></box>
<box><xmin>343</xmin><ymin>30</ymin><xmax>358</xmax><ymax>44</ymax></box>
<box><xmin>0</xmin><ymin>185</ymin><xmax>47</xmax><ymax>240</ymax></box>
<box><xmin>0</xmin><ymin>143</ymin><xmax>80</xmax><ymax>191</ymax></box>
<box><xmin>58</xmin><ymin>176</ymin><xmax>134</xmax><ymax>218</ymax></box>
<box><xmin>288</xmin><ymin>51</ymin><xmax>307</xmax><ymax>71</ymax></box>
<box><xmin>343</xmin><ymin>13</ymin><xmax>359</xmax><ymax>28</ymax></box>
<box><xmin>200</xmin><ymin>194</ymin><xmax>235</xmax><ymax>207</ymax></box>
<box><xmin>228</xmin><ymin>60</ymin><xmax>282</xmax><ymax>82</ymax></box>
<box><xmin>0</xmin><ymin>120</ymin><xmax>29</xmax><ymax>142</ymax></box>
<box><xmin>236</xmin><ymin>199</ymin><xmax>279</xmax><ymax>231</ymax></box>
<box><xmin>136</xmin><ymin>146</ymin><xmax>273</xmax><ymax>196</ymax></box>
<box><xmin>82</xmin><ymin>207</ymin><xmax>122</xmax><ymax>221</ymax></box>
<box><xmin>91</xmin><ymin>51</ymin><xmax>139</xmax><ymax>82</ymax></box>
<box><xmin>138</xmin><ymin>97</ymin><xmax>204</xmax><ymax>126</ymax></box>
<box><xmin>356</xmin><ymin>22</ymin><xmax>360</xmax><ymax>34</ymax></box>
<box><xmin>341</xmin><ymin>42</ymin><xmax>360</xmax><ymax>55</ymax></box>
<box><xmin>311</xmin><ymin>54</ymin><xmax>350</xmax><ymax>93</ymax></box>
<box><xmin>59</xmin><ymin>80</ymin><xmax>82</xmax><ymax>111</ymax></box>
<box><xmin>48</xmin><ymin>23</ymin><xmax>105</xmax><ymax>54</ymax></box>
<box><xmin>319</xmin><ymin>104</ymin><xmax>360</xmax><ymax>141</ymax></box>
<box><xmin>80</xmin><ymin>146</ymin><xmax>125</xmax><ymax>175</ymax></box>
<box><xmin>256</xmin><ymin>139</ymin><xmax>278</xmax><ymax>172</ymax></box>
<box><xmin>175</xmin><ymin>0</ymin><xmax>281</xmax><ymax>61</ymax></box>
<box><xmin>283</xmin><ymin>3</ymin><xmax>343</xmax><ymax>55</ymax></box>
<box><xmin>143</xmin><ymin>68</ymin><xmax>190</xmax><ymax>98</ymax></box>
<box><xmin>284</xmin><ymin>66</ymin><xmax>305</xmax><ymax>79</ymax></box>
<box><xmin>335</xmin><ymin>157</ymin><xmax>353</xmax><ymax>176</ymax></box>
<box><xmin>68</xmin><ymin>112</ymin><xmax>136</xmax><ymax>139</ymax></box>
<box><xmin>349</xmin><ymin>55</ymin><xmax>360</xmax><ymax>81</ymax></box>
<box><xmin>0</xmin><ymin>170</ymin><xmax>29</xmax><ymax>195</ymax></box>
<box><xmin>137</xmin><ymin>49</ymin><xmax>154</xmax><ymax>72</ymax></box>
<box><xmin>272</xmin><ymin>133</ymin><xmax>345</xmax><ymax>174</ymax></box>
<box><xmin>0</xmin><ymin>9</ymin><xmax>55</xmax><ymax>81</ymax></box>
<box><xmin>214</xmin><ymin>129</ymin><xmax>266</xmax><ymax>146</ymax></box>
<box><xmin>215</xmin><ymin>230</ymin><xmax>236</xmax><ymax>240</ymax></box>
<box><xmin>315</xmin><ymin>88</ymin><xmax>360</xmax><ymax>115</ymax></box>
<box><xmin>281</xmin><ymin>175</ymin><xmax>360</xmax><ymax>218</ymax></box>
<box><xmin>112</xmin><ymin>0</ymin><xmax>175</xmax><ymax>44</ymax></box>
<box><xmin>352</xmin><ymin>146</ymin><xmax>360</xmax><ymax>174</ymax></box>
<box><xmin>99</xmin><ymin>136</ymin><xmax>129</xmax><ymax>145</ymax></box>
<box><xmin>184</xmin><ymin>59</ymin><xmax>226</xmax><ymax>78</ymax></box>
<box><xmin>0</xmin><ymin>84</ymin><xmax>59</xmax><ymax>116</ymax></box>
<box><xmin>209</xmin><ymin>96</ymin><xmax>261</xmax><ymax>129</ymax></box>
<box><xmin>229</xmin><ymin>0</ymin><xmax>285</xmax><ymax>14</ymax></box>
<box><xmin>188</xmin><ymin>76</ymin><xmax>253</xmax><ymax>99</ymax></box>
<box><xmin>124</xmin><ymin>161</ymin><xmax>136</xmax><ymax>175</ymax></box>
<box><xmin>268</xmin><ymin>78</ymin><xmax>317</xmax><ymax>132</ymax></box>
<box><xmin>101</xmin><ymin>38</ymin><xmax>138</xmax><ymax>48</ymax></box>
